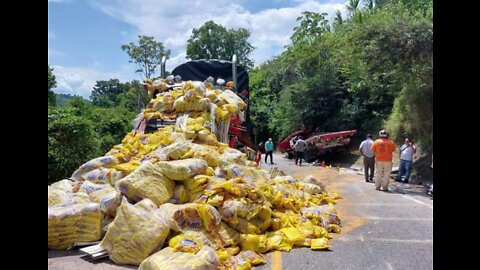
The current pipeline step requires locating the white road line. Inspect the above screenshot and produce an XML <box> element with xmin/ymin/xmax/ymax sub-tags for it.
<box><xmin>402</xmin><ymin>195</ymin><xmax>433</xmax><ymax>209</ymax></box>
<box><xmin>336</xmin><ymin>237</ymin><xmax>433</xmax><ymax>244</ymax></box>
<box><xmin>386</xmin><ymin>262</ymin><xmax>394</xmax><ymax>270</ymax></box>
<box><xmin>340</xmin><ymin>203</ymin><xmax>417</xmax><ymax>206</ymax></box>
<box><xmin>344</xmin><ymin>216</ymin><xmax>433</xmax><ymax>221</ymax></box>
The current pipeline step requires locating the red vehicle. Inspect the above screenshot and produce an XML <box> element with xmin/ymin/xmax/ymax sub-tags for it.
<box><xmin>278</xmin><ymin>129</ymin><xmax>357</xmax><ymax>162</ymax></box>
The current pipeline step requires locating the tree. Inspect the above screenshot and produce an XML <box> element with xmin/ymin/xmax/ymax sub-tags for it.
<box><xmin>364</xmin><ymin>0</ymin><xmax>374</xmax><ymax>10</ymax></box>
<box><xmin>291</xmin><ymin>11</ymin><xmax>330</xmax><ymax>45</ymax></box>
<box><xmin>186</xmin><ymin>21</ymin><xmax>255</xmax><ymax>69</ymax></box>
<box><xmin>90</xmin><ymin>79</ymin><xmax>129</xmax><ymax>107</ymax></box>
<box><xmin>48</xmin><ymin>107</ymin><xmax>99</xmax><ymax>183</ymax></box>
<box><xmin>117</xmin><ymin>80</ymin><xmax>149</xmax><ymax>112</ymax></box>
<box><xmin>334</xmin><ymin>10</ymin><xmax>344</xmax><ymax>26</ymax></box>
<box><xmin>347</xmin><ymin>0</ymin><xmax>362</xmax><ymax>16</ymax></box>
<box><xmin>121</xmin><ymin>36</ymin><xmax>171</xmax><ymax>80</ymax></box>
<box><xmin>48</xmin><ymin>65</ymin><xmax>57</xmax><ymax>106</ymax></box>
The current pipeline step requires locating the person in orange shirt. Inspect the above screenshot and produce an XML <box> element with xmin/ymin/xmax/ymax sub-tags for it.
<box><xmin>371</xmin><ymin>130</ymin><xmax>396</xmax><ymax>191</ymax></box>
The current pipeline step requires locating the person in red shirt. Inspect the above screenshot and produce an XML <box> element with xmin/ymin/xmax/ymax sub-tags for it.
<box><xmin>371</xmin><ymin>130</ymin><xmax>396</xmax><ymax>191</ymax></box>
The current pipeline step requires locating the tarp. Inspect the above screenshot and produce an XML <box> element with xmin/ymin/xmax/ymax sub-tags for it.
<box><xmin>171</xmin><ymin>60</ymin><xmax>249</xmax><ymax>94</ymax></box>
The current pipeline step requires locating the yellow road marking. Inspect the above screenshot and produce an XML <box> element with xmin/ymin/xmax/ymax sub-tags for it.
<box><xmin>271</xmin><ymin>251</ymin><xmax>282</xmax><ymax>270</ymax></box>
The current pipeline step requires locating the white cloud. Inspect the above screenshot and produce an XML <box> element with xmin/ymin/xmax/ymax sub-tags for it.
<box><xmin>51</xmin><ymin>64</ymin><xmax>136</xmax><ymax>98</ymax></box>
<box><xmin>90</xmin><ymin>0</ymin><xmax>346</xmax><ymax>67</ymax></box>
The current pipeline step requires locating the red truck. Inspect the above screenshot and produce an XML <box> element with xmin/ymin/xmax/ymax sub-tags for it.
<box><xmin>277</xmin><ymin>128</ymin><xmax>357</xmax><ymax>162</ymax></box>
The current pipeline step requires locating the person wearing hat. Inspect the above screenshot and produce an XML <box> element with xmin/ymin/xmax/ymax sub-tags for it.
<box><xmin>359</xmin><ymin>134</ymin><xmax>375</xmax><ymax>182</ymax></box>
<box><xmin>371</xmin><ymin>130</ymin><xmax>396</xmax><ymax>191</ymax></box>
<box><xmin>265</xmin><ymin>138</ymin><xmax>274</xmax><ymax>164</ymax></box>
<box><xmin>395</xmin><ymin>137</ymin><xmax>416</xmax><ymax>183</ymax></box>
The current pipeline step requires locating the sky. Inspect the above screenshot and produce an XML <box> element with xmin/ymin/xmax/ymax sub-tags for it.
<box><xmin>48</xmin><ymin>0</ymin><xmax>348</xmax><ymax>98</ymax></box>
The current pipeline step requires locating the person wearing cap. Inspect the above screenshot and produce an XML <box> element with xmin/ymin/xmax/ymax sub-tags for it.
<box><xmin>359</xmin><ymin>134</ymin><xmax>375</xmax><ymax>182</ymax></box>
<box><xmin>265</xmin><ymin>138</ymin><xmax>274</xmax><ymax>164</ymax></box>
<box><xmin>395</xmin><ymin>137</ymin><xmax>416</xmax><ymax>183</ymax></box>
<box><xmin>371</xmin><ymin>130</ymin><xmax>396</xmax><ymax>191</ymax></box>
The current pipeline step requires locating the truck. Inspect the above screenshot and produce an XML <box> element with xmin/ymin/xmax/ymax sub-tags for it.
<box><xmin>140</xmin><ymin>55</ymin><xmax>257</xmax><ymax>158</ymax></box>
<box><xmin>277</xmin><ymin>128</ymin><xmax>357</xmax><ymax>163</ymax></box>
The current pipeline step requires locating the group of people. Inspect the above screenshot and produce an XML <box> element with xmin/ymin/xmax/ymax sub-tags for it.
<box><xmin>256</xmin><ymin>136</ymin><xmax>308</xmax><ymax>166</ymax></box>
<box><xmin>257</xmin><ymin>138</ymin><xmax>275</xmax><ymax>165</ymax></box>
<box><xmin>359</xmin><ymin>130</ymin><xmax>416</xmax><ymax>192</ymax></box>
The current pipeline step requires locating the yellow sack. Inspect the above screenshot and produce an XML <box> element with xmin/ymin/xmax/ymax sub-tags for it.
<box><xmin>298</xmin><ymin>182</ymin><xmax>324</xmax><ymax>194</ymax></box>
<box><xmin>238</xmin><ymin>250</ymin><xmax>266</xmax><ymax>266</ymax></box>
<box><xmin>222</xmin><ymin>255</ymin><xmax>252</xmax><ymax>270</ymax></box>
<box><xmin>148</xmin><ymin>141</ymin><xmax>192</xmax><ymax>161</ymax></box>
<box><xmin>328</xmin><ymin>224</ymin><xmax>342</xmax><ymax>233</ymax></box>
<box><xmin>155</xmin><ymin>158</ymin><xmax>208</xmax><ymax>181</ymax></box>
<box><xmin>301</xmin><ymin>175</ymin><xmax>327</xmax><ymax>192</ymax></box>
<box><xmin>48</xmin><ymin>203</ymin><xmax>102</xmax><ymax>250</ymax></box>
<box><xmin>206</xmin><ymin>90</ymin><xmax>217</xmax><ymax>102</ymax></box>
<box><xmin>219</xmin><ymin>89</ymin><xmax>246</xmax><ymax>110</ymax></box>
<box><xmin>88</xmin><ymin>187</ymin><xmax>120</xmax><ymax>217</ymax></box>
<box><xmin>50</xmin><ymin>179</ymin><xmax>75</xmax><ymax>192</ymax></box>
<box><xmin>239</xmin><ymin>234</ymin><xmax>268</xmax><ymax>252</ymax></box>
<box><xmin>117</xmin><ymin>161</ymin><xmax>175</xmax><ymax>206</ymax></box>
<box><xmin>169</xmin><ymin>184</ymin><xmax>188</xmax><ymax>204</ymax></box>
<box><xmin>279</xmin><ymin>227</ymin><xmax>306</xmax><ymax>246</ymax></box>
<box><xmin>224</xmin><ymin>164</ymin><xmax>268</xmax><ymax>184</ymax></box>
<box><xmin>71</xmin><ymin>156</ymin><xmax>120</xmax><ymax>181</ymax></box>
<box><xmin>138</xmin><ymin>246</ymin><xmax>219</xmax><ymax>270</ymax></box>
<box><xmin>82</xmin><ymin>168</ymin><xmax>125</xmax><ymax>185</ymax></box>
<box><xmin>100</xmin><ymin>198</ymin><xmax>170</xmax><ymax>265</ymax></box>
<box><xmin>216</xmin><ymin>222</ymin><xmax>240</xmax><ymax>247</ymax></box>
<box><xmin>172</xmin><ymin>203</ymin><xmax>221</xmax><ymax>232</ymax></box>
<box><xmin>169</xmin><ymin>234</ymin><xmax>202</xmax><ymax>253</ymax></box>
<box><xmin>113</xmin><ymin>159</ymin><xmax>141</xmax><ymax>174</ymax></box>
<box><xmin>48</xmin><ymin>188</ymin><xmax>71</xmax><ymax>207</ymax></box>
<box><xmin>310</xmin><ymin>237</ymin><xmax>331</xmax><ymax>250</ymax></box>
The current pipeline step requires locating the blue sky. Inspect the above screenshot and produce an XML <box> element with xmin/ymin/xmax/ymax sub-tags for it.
<box><xmin>48</xmin><ymin>0</ymin><xmax>347</xmax><ymax>98</ymax></box>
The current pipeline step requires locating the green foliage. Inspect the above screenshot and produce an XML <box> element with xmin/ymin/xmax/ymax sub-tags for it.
<box><xmin>250</xmin><ymin>0</ymin><xmax>432</xmax><ymax>149</ymax></box>
<box><xmin>48</xmin><ymin>94</ymin><xmax>136</xmax><ymax>182</ymax></box>
<box><xmin>122</xmin><ymin>35</ymin><xmax>171</xmax><ymax>80</ymax></box>
<box><xmin>55</xmin><ymin>93</ymin><xmax>81</xmax><ymax>106</ymax></box>
<box><xmin>117</xmin><ymin>80</ymin><xmax>149</xmax><ymax>112</ymax></box>
<box><xmin>48</xmin><ymin>65</ymin><xmax>57</xmax><ymax>106</ymax></box>
<box><xmin>48</xmin><ymin>109</ymin><xmax>99</xmax><ymax>183</ymax></box>
<box><xmin>186</xmin><ymin>21</ymin><xmax>255</xmax><ymax>69</ymax></box>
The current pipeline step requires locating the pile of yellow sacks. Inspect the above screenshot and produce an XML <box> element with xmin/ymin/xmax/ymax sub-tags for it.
<box><xmin>48</xmin><ymin>80</ymin><xmax>342</xmax><ymax>269</ymax></box>
<box><xmin>48</xmin><ymin>203</ymin><xmax>103</xmax><ymax>249</ymax></box>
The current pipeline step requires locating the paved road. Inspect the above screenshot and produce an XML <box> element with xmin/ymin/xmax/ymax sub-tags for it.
<box><xmin>256</xmin><ymin>153</ymin><xmax>433</xmax><ymax>270</ymax></box>
<box><xmin>48</xmin><ymin>153</ymin><xmax>433</xmax><ymax>270</ymax></box>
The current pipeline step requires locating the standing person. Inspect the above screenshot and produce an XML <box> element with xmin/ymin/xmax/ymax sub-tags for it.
<box><xmin>359</xmin><ymin>134</ymin><xmax>375</xmax><ymax>182</ymax></box>
<box><xmin>265</xmin><ymin>138</ymin><xmax>274</xmax><ymax>164</ymax></box>
<box><xmin>293</xmin><ymin>136</ymin><xmax>307</xmax><ymax>166</ymax></box>
<box><xmin>396</xmin><ymin>137</ymin><xmax>416</xmax><ymax>183</ymax></box>
<box><xmin>371</xmin><ymin>130</ymin><xmax>396</xmax><ymax>191</ymax></box>
<box><xmin>258</xmin><ymin>141</ymin><xmax>265</xmax><ymax>154</ymax></box>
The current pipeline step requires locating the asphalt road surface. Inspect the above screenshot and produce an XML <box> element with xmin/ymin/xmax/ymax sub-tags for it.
<box><xmin>48</xmin><ymin>152</ymin><xmax>433</xmax><ymax>270</ymax></box>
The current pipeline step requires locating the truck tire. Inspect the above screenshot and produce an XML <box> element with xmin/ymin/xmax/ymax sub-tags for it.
<box><xmin>304</xmin><ymin>148</ymin><xmax>318</xmax><ymax>163</ymax></box>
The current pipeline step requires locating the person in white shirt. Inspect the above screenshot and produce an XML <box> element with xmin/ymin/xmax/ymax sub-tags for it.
<box><xmin>359</xmin><ymin>134</ymin><xmax>375</xmax><ymax>182</ymax></box>
<box><xmin>396</xmin><ymin>137</ymin><xmax>416</xmax><ymax>183</ymax></box>
<box><xmin>294</xmin><ymin>136</ymin><xmax>307</xmax><ymax>166</ymax></box>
